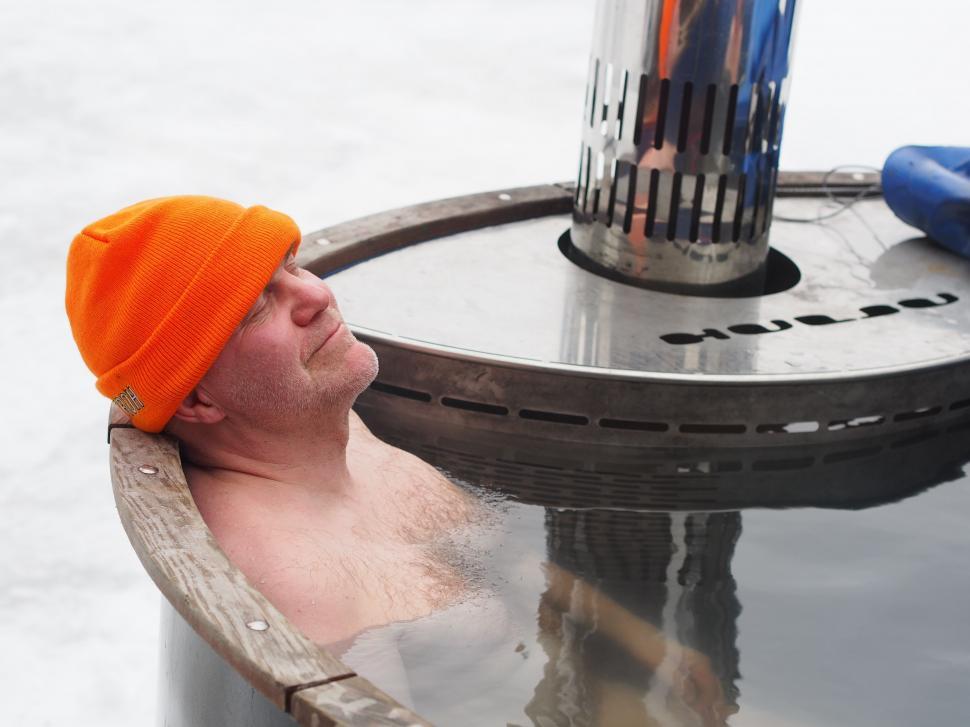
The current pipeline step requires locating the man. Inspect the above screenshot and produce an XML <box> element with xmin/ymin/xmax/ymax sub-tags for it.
<box><xmin>67</xmin><ymin>194</ymin><xmax>474</xmax><ymax>644</ymax></box>
<box><xmin>67</xmin><ymin>196</ymin><xmax>730</xmax><ymax>725</ymax></box>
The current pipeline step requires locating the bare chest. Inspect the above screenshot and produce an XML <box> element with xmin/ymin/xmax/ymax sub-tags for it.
<box><xmin>258</xmin><ymin>519</ymin><xmax>469</xmax><ymax>644</ymax></box>
<box><xmin>350</xmin><ymin>442</ymin><xmax>475</xmax><ymax>543</ymax></box>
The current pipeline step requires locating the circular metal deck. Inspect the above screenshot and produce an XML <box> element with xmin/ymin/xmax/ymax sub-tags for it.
<box><xmin>300</xmin><ymin>177</ymin><xmax>970</xmax><ymax>450</ymax></box>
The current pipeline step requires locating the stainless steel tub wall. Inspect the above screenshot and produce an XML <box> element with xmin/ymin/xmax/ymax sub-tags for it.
<box><xmin>159</xmin><ymin>600</ymin><xmax>296</xmax><ymax>727</ymax></box>
<box><xmin>571</xmin><ymin>0</ymin><xmax>800</xmax><ymax>293</ymax></box>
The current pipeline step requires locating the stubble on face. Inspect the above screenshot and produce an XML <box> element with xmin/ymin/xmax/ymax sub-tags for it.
<box><xmin>223</xmin><ymin>330</ymin><xmax>379</xmax><ymax>427</ymax></box>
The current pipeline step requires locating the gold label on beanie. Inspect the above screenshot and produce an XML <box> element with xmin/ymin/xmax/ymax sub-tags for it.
<box><xmin>114</xmin><ymin>386</ymin><xmax>145</xmax><ymax>417</ymax></box>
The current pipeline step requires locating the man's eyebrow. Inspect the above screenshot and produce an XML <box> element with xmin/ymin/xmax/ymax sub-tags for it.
<box><xmin>239</xmin><ymin>278</ymin><xmax>274</xmax><ymax>329</ymax></box>
<box><xmin>238</xmin><ymin>295</ymin><xmax>264</xmax><ymax>329</ymax></box>
<box><xmin>238</xmin><ymin>248</ymin><xmax>299</xmax><ymax>330</ymax></box>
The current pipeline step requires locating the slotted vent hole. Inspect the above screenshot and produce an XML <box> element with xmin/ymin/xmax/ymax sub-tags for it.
<box><xmin>746</xmin><ymin>83</ymin><xmax>763</xmax><ymax>154</ymax></box>
<box><xmin>828</xmin><ymin>415</ymin><xmax>884</xmax><ymax>431</ymax></box>
<box><xmin>645</xmin><ymin>169</ymin><xmax>660</xmax><ymax>237</ymax></box>
<box><xmin>519</xmin><ymin>409</ymin><xmax>589</xmax><ymax>426</ymax></box>
<box><xmin>369</xmin><ymin>381</ymin><xmax>431</xmax><ymax>402</ymax></box>
<box><xmin>606</xmin><ymin>159</ymin><xmax>619</xmax><ymax>227</ymax></box>
<box><xmin>766</xmin><ymin>81</ymin><xmax>782</xmax><ymax>148</ymax></box>
<box><xmin>894</xmin><ymin>406</ymin><xmax>942</xmax><ymax>422</ymax></box>
<box><xmin>623</xmin><ymin>163</ymin><xmax>637</xmax><ymax>233</ymax></box>
<box><xmin>712</xmin><ymin>175</ymin><xmax>728</xmax><ymax>243</ymax></box>
<box><xmin>756</xmin><ymin>421</ymin><xmax>819</xmax><ymax>434</ymax></box>
<box><xmin>732</xmin><ymin>174</ymin><xmax>747</xmax><ymax>242</ymax></box>
<box><xmin>654</xmin><ymin>79</ymin><xmax>671</xmax><ymax>149</ymax></box>
<box><xmin>599</xmin><ymin>418</ymin><xmax>669</xmax><ymax>432</ymax></box>
<box><xmin>601</xmin><ymin>62</ymin><xmax>614</xmax><ymax>134</ymax></box>
<box><xmin>589</xmin><ymin>58</ymin><xmax>600</xmax><ymax>128</ymax></box>
<box><xmin>633</xmin><ymin>73</ymin><xmax>648</xmax><ymax>146</ymax></box>
<box><xmin>616</xmin><ymin>69</ymin><xmax>629</xmax><ymax>139</ymax></box>
<box><xmin>666</xmin><ymin>172</ymin><xmax>682</xmax><ymax>241</ymax></box>
<box><xmin>441</xmin><ymin>397</ymin><xmax>508</xmax><ymax>416</ymax></box>
<box><xmin>700</xmin><ymin>83</ymin><xmax>717</xmax><ymax>154</ymax></box>
<box><xmin>679</xmin><ymin>423</ymin><xmax>746</xmax><ymax>435</ymax></box>
<box><xmin>676</xmin><ymin>81</ymin><xmax>693</xmax><ymax>152</ymax></box>
<box><xmin>722</xmin><ymin>84</ymin><xmax>739</xmax><ymax>154</ymax></box>
<box><xmin>688</xmin><ymin>174</ymin><xmax>705</xmax><ymax>241</ymax></box>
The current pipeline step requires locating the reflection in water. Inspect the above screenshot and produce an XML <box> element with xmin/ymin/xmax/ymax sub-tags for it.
<box><xmin>527</xmin><ymin>510</ymin><xmax>742</xmax><ymax>726</ymax></box>
<box><xmin>343</xmin><ymin>419</ymin><xmax>970</xmax><ymax>726</ymax></box>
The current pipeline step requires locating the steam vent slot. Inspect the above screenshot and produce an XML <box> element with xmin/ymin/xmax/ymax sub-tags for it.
<box><xmin>570</xmin><ymin>0</ymin><xmax>799</xmax><ymax>295</ymax></box>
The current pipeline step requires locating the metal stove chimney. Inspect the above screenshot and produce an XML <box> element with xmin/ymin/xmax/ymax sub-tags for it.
<box><xmin>569</xmin><ymin>0</ymin><xmax>800</xmax><ymax>295</ymax></box>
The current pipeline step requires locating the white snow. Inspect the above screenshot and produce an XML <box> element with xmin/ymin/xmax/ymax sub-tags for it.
<box><xmin>1</xmin><ymin>1</ymin><xmax>967</xmax><ymax>724</ymax></box>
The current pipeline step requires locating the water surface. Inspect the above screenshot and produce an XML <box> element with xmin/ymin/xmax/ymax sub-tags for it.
<box><xmin>339</xmin><ymin>429</ymin><xmax>970</xmax><ymax>726</ymax></box>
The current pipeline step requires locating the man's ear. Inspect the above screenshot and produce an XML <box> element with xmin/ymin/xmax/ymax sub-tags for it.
<box><xmin>172</xmin><ymin>386</ymin><xmax>226</xmax><ymax>425</ymax></box>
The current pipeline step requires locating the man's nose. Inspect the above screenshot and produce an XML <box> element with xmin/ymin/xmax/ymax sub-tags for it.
<box><xmin>290</xmin><ymin>276</ymin><xmax>332</xmax><ymax>327</ymax></box>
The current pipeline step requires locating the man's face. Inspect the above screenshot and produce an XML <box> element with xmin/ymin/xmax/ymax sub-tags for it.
<box><xmin>198</xmin><ymin>252</ymin><xmax>378</xmax><ymax>425</ymax></box>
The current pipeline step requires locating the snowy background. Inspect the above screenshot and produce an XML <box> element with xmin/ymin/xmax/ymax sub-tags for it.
<box><xmin>1</xmin><ymin>1</ymin><xmax>968</xmax><ymax>724</ymax></box>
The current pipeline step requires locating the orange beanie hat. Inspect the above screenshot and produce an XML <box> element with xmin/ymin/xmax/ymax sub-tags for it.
<box><xmin>66</xmin><ymin>195</ymin><xmax>301</xmax><ymax>433</ymax></box>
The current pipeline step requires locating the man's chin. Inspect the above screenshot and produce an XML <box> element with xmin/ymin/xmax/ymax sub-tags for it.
<box><xmin>351</xmin><ymin>340</ymin><xmax>379</xmax><ymax>392</ymax></box>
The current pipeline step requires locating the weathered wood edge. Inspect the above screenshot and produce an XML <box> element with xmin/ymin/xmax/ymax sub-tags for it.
<box><xmin>109</xmin><ymin>423</ymin><xmax>423</xmax><ymax>724</ymax></box>
<box><xmin>291</xmin><ymin>677</ymin><xmax>432</xmax><ymax>727</ymax></box>
<box><xmin>296</xmin><ymin>183</ymin><xmax>573</xmax><ymax>276</ymax></box>
<box><xmin>297</xmin><ymin>173</ymin><xmax>882</xmax><ymax>275</ymax></box>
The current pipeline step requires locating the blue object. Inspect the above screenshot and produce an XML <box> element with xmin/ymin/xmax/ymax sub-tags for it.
<box><xmin>883</xmin><ymin>145</ymin><xmax>970</xmax><ymax>259</ymax></box>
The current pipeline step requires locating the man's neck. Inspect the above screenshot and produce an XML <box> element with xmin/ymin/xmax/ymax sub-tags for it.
<box><xmin>172</xmin><ymin>408</ymin><xmax>355</xmax><ymax>499</ymax></box>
